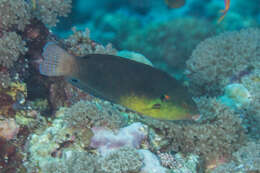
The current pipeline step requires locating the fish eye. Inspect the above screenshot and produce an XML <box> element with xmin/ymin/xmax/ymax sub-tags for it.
<box><xmin>71</xmin><ymin>78</ymin><xmax>79</xmax><ymax>83</ymax></box>
<box><xmin>160</xmin><ymin>94</ymin><xmax>170</xmax><ymax>102</ymax></box>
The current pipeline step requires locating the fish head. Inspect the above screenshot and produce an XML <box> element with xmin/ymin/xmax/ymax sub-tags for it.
<box><xmin>119</xmin><ymin>93</ymin><xmax>198</xmax><ymax>120</ymax></box>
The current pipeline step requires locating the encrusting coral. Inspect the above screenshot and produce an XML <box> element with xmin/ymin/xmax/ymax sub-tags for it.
<box><xmin>186</xmin><ymin>28</ymin><xmax>260</xmax><ymax>96</ymax></box>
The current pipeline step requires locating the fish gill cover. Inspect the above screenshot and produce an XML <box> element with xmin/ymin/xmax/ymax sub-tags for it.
<box><xmin>0</xmin><ymin>0</ymin><xmax>259</xmax><ymax>173</ymax></box>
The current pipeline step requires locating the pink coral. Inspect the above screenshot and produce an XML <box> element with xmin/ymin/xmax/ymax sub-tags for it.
<box><xmin>0</xmin><ymin>118</ymin><xmax>19</xmax><ymax>141</ymax></box>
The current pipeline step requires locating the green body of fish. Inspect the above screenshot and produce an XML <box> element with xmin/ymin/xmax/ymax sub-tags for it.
<box><xmin>67</xmin><ymin>54</ymin><xmax>198</xmax><ymax>120</ymax></box>
<box><xmin>39</xmin><ymin>42</ymin><xmax>198</xmax><ymax>120</ymax></box>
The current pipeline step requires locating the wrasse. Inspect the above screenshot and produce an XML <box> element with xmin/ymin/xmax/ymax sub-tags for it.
<box><xmin>39</xmin><ymin>42</ymin><xmax>198</xmax><ymax>120</ymax></box>
<box><xmin>218</xmin><ymin>0</ymin><xmax>230</xmax><ymax>23</ymax></box>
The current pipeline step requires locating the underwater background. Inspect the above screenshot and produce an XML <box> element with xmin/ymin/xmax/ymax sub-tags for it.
<box><xmin>0</xmin><ymin>0</ymin><xmax>260</xmax><ymax>172</ymax></box>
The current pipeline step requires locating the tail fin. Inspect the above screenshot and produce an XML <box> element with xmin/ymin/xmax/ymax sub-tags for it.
<box><xmin>39</xmin><ymin>42</ymin><xmax>77</xmax><ymax>76</ymax></box>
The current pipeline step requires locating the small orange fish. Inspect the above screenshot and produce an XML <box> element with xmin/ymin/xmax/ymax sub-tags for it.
<box><xmin>165</xmin><ymin>0</ymin><xmax>186</xmax><ymax>8</ymax></box>
<box><xmin>218</xmin><ymin>0</ymin><xmax>230</xmax><ymax>23</ymax></box>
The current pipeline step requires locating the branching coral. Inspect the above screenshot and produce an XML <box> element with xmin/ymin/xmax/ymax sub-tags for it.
<box><xmin>65</xmin><ymin>27</ymin><xmax>117</xmax><ymax>57</ymax></box>
<box><xmin>0</xmin><ymin>72</ymin><xmax>11</xmax><ymax>89</ymax></box>
<box><xmin>136</xmin><ymin>97</ymin><xmax>246</xmax><ymax>162</ymax></box>
<box><xmin>186</xmin><ymin>28</ymin><xmax>260</xmax><ymax>96</ymax></box>
<box><xmin>32</xmin><ymin>0</ymin><xmax>72</xmax><ymax>26</ymax></box>
<box><xmin>97</xmin><ymin>147</ymin><xmax>143</xmax><ymax>173</ymax></box>
<box><xmin>0</xmin><ymin>32</ymin><xmax>28</xmax><ymax>68</ymax></box>
<box><xmin>0</xmin><ymin>0</ymin><xmax>31</xmax><ymax>31</ymax></box>
<box><xmin>212</xmin><ymin>140</ymin><xmax>260</xmax><ymax>172</ymax></box>
<box><xmin>63</xmin><ymin>100</ymin><xmax>127</xmax><ymax>129</ymax></box>
<box><xmin>40</xmin><ymin>150</ymin><xmax>97</xmax><ymax>173</ymax></box>
<box><xmin>241</xmin><ymin>70</ymin><xmax>260</xmax><ymax>116</ymax></box>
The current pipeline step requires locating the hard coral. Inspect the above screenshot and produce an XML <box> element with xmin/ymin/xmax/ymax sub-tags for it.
<box><xmin>32</xmin><ymin>0</ymin><xmax>72</xmax><ymax>26</ymax></box>
<box><xmin>0</xmin><ymin>0</ymin><xmax>31</xmax><ymax>31</ymax></box>
<box><xmin>212</xmin><ymin>140</ymin><xmax>260</xmax><ymax>173</ymax></box>
<box><xmin>186</xmin><ymin>28</ymin><xmax>260</xmax><ymax>96</ymax></box>
<box><xmin>0</xmin><ymin>71</ymin><xmax>11</xmax><ymax>88</ymax></box>
<box><xmin>0</xmin><ymin>118</ymin><xmax>19</xmax><ymax>141</ymax></box>
<box><xmin>63</xmin><ymin>100</ymin><xmax>127</xmax><ymax>130</ymax></box>
<box><xmin>40</xmin><ymin>150</ymin><xmax>97</xmax><ymax>173</ymax></box>
<box><xmin>97</xmin><ymin>147</ymin><xmax>143</xmax><ymax>173</ymax></box>
<box><xmin>65</xmin><ymin>27</ymin><xmax>117</xmax><ymax>57</ymax></box>
<box><xmin>137</xmin><ymin>97</ymin><xmax>246</xmax><ymax>162</ymax></box>
<box><xmin>0</xmin><ymin>32</ymin><xmax>28</xmax><ymax>68</ymax></box>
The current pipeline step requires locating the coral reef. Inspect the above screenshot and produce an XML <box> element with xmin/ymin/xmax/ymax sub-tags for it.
<box><xmin>0</xmin><ymin>32</ymin><xmax>27</xmax><ymax>68</ymax></box>
<box><xmin>186</xmin><ymin>28</ymin><xmax>260</xmax><ymax>96</ymax></box>
<box><xmin>40</xmin><ymin>150</ymin><xmax>97</xmax><ymax>173</ymax></box>
<box><xmin>63</xmin><ymin>100</ymin><xmax>127</xmax><ymax>130</ymax></box>
<box><xmin>0</xmin><ymin>118</ymin><xmax>19</xmax><ymax>141</ymax></box>
<box><xmin>138</xmin><ymin>149</ymin><xmax>167</xmax><ymax>173</ymax></box>
<box><xmin>0</xmin><ymin>0</ymin><xmax>259</xmax><ymax>172</ymax></box>
<box><xmin>0</xmin><ymin>0</ymin><xmax>30</xmax><ymax>31</ymax></box>
<box><xmin>240</xmin><ymin>70</ymin><xmax>260</xmax><ymax>139</ymax></box>
<box><xmin>212</xmin><ymin>140</ymin><xmax>260</xmax><ymax>173</ymax></box>
<box><xmin>158</xmin><ymin>152</ymin><xmax>201</xmax><ymax>173</ymax></box>
<box><xmin>32</xmin><ymin>0</ymin><xmax>72</xmax><ymax>27</ymax></box>
<box><xmin>134</xmin><ymin>97</ymin><xmax>246</xmax><ymax>163</ymax></box>
<box><xmin>241</xmin><ymin>70</ymin><xmax>260</xmax><ymax>116</ymax></box>
<box><xmin>24</xmin><ymin>99</ymin><xmax>129</xmax><ymax>172</ymax></box>
<box><xmin>64</xmin><ymin>27</ymin><xmax>117</xmax><ymax>57</ymax></box>
<box><xmin>0</xmin><ymin>81</ymin><xmax>27</xmax><ymax>117</ymax></box>
<box><xmin>0</xmin><ymin>71</ymin><xmax>11</xmax><ymax>89</ymax></box>
<box><xmin>97</xmin><ymin>147</ymin><xmax>143</xmax><ymax>173</ymax></box>
<box><xmin>219</xmin><ymin>83</ymin><xmax>252</xmax><ymax>110</ymax></box>
<box><xmin>90</xmin><ymin>122</ymin><xmax>148</xmax><ymax>155</ymax></box>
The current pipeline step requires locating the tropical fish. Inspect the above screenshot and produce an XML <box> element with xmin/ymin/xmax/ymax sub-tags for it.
<box><xmin>165</xmin><ymin>0</ymin><xmax>186</xmax><ymax>8</ymax></box>
<box><xmin>218</xmin><ymin>0</ymin><xmax>230</xmax><ymax>23</ymax></box>
<box><xmin>39</xmin><ymin>42</ymin><xmax>198</xmax><ymax>120</ymax></box>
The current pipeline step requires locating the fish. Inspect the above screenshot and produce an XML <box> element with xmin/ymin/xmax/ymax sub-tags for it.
<box><xmin>165</xmin><ymin>0</ymin><xmax>186</xmax><ymax>8</ymax></box>
<box><xmin>218</xmin><ymin>0</ymin><xmax>230</xmax><ymax>23</ymax></box>
<box><xmin>39</xmin><ymin>42</ymin><xmax>198</xmax><ymax>120</ymax></box>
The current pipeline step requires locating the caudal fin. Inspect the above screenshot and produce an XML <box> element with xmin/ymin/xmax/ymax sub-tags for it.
<box><xmin>39</xmin><ymin>42</ymin><xmax>77</xmax><ymax>76</ymax></box>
